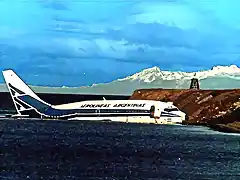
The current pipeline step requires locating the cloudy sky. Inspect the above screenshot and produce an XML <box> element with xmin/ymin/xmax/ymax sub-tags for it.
<box><xmin>0</xmin><ymin>0</ymin><xmax>240</xmax><ymax>86</ymax></box>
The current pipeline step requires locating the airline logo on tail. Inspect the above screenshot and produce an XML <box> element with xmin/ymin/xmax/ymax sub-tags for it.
<box><xmin>2</xmin><ymin>70</ymin><xmax>51</xmax><ymax>117</ymax></box>
<box><xmin>8</xmin><ymin>83</ymin><xmax>33</xmax><ymax>113</ymax></box>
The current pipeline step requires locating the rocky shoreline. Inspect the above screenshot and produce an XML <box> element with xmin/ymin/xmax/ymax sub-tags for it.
<box><xmin>130</xmin><ymin>88</ymin><xmax>240</xmax><ymax>133</ymax></box>
<box><xmin>208</xmin><ymin>122</ymin><xmax>240</xmax><ymax>134</ymax></box>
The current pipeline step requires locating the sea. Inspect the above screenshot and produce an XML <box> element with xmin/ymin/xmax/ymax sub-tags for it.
<box><xmin>0</xmin><ymin>119</ymin><xmax>239</xmax><ymax>180</ymax></box>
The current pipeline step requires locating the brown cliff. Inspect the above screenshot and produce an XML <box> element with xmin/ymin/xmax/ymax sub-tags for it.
<box><xmin>130</xmin><ymin>89</ymin><xmax>240</xmax><ymax>133</ymax></box>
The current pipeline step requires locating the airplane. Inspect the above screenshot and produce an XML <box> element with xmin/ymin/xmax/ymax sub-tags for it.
<box><xmin>2</xmin><ymin>69</ymin><xmax>187</xmax><ymax>124</ymax></box>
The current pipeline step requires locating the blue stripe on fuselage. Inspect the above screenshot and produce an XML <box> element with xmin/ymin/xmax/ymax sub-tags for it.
<box><xmin>17</xmin><ymin>95</ymin><xmax>182</xmax><ymax>118</ymax></box>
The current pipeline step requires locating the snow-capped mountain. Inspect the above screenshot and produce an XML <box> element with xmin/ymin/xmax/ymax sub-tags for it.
<box><xmin>77</xmin><ymin>65</ymin><xmax>240</xmax><ymax>94</ymax></box>
<box><xmin>0</xmin><ymin>65</ymin><xmax>239</xmax><ymax>95</ymax></box>
<box><xmin>118</xmin><ymin>65</ymin><xmax>240</xmax><ymax>82</ymax></box>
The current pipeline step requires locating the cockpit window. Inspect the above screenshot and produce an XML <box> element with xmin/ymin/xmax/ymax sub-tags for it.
<box><xmin>164</xmin><ymin>108</ymin><xmax>179</xmax><ymax>112</ymax></box>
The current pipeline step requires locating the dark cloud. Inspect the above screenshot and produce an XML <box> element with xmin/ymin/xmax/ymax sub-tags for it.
<box><xmin>0</xmin><ymin>0</ymin><xmax>240</xmax><ymax>86</ymax></box>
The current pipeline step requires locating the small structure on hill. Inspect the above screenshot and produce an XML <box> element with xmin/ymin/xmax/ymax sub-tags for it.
<box><xmin>190</xmin><ymin>78</ymin><xmax>200</xmax><ymax>89</ymax></box>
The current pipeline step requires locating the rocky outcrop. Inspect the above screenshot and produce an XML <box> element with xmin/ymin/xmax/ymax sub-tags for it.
<box><xmin>209</xmin><ymin>122</ymin><xmax>240</xmax><ymax>134</ymax></box>
<box><xmin>130</xmin><ymin>88</ymin><xmax>240</xmax><ymax>133</ymax></box>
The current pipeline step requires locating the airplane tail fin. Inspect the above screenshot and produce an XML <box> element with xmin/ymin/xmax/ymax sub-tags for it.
<box><xmin>2</xmin><ymin>70</ymin><xmax>51</xmax><ymax>116</ymax></box>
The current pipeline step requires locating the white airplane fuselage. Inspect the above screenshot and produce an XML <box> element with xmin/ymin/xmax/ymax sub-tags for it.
<box><xmin>2</xmin><ymin>69</ymin><xmax>186</xmax><ymax>124</ymax></box>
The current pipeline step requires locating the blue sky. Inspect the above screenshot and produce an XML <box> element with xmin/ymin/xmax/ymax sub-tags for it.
<box><xmin>0</xmin><ymin>0</ymin><xmax>240</xmax><ymax>86</ymax></box>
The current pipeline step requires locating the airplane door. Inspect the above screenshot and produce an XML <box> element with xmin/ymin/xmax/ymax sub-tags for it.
<box><xmin>150</xmin><ymin>105</ymin><xmax>155</xmax><ymax>118</ymax></box>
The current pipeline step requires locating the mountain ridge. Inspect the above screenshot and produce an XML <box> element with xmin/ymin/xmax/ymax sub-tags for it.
<box><xmin>117</xmin><ymin>64</ymin><xmax>240</xmax><ymax>83</ymax></box>
<box><xmin>0</xmin><ymin>65</ymin><xmax>239</xmax><ymax>95</ymax></box>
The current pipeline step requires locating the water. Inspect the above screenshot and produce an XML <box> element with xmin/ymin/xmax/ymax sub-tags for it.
<box><xmin>0</xmin><ymin>119</ymin><xmax>239</xmax><ymax>180</ymax></box>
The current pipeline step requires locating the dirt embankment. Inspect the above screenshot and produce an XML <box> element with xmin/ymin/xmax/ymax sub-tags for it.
<box><xmin>130</xmin><ymin>89</ymin><xmax>240</xmax><ymax>133</ymax></box>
